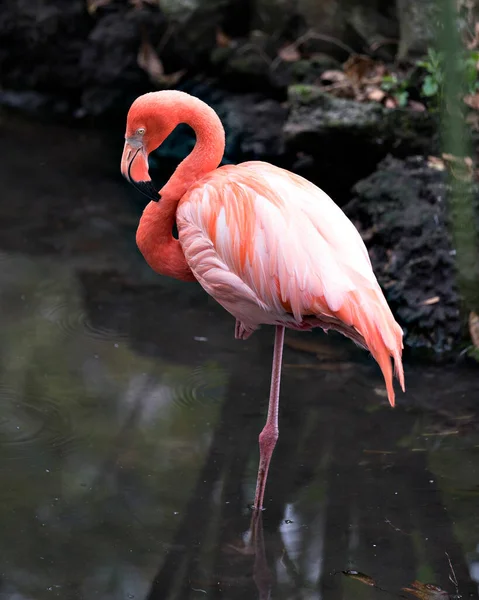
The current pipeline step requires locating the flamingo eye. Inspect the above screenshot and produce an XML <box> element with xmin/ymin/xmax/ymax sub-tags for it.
<box><xmin>136</xmin><ymin>127</ymin><xmax>146</xmax><ymax>135</ymax></box>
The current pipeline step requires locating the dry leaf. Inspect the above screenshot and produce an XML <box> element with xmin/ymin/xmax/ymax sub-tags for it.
<box><xmin>277</xmin><ymin>44</ymin><xmax>301</xmax><ymax>62</ymax></box>
<box><xmin>342</xmin><ymin>570</ymin><xmax>376</xmax><ymax>587</ymax></box>
<box><xmin>427</xmin><ymin>156</ymin><xmax>446</xmax><ymax>170</ymax></box>
<box><xmin>469</xmin><ymin>312</ymin><xmax>479</xmax><ymax>348</ymax></box>
<box><xmin>402</xmin><ymin>580</ymin><xmax>449</xmax><ymax>599</ymax></box>
<box><xmin>366</xmin><ymin>88</ymin><xmax>386</xmax><ymax>102</ymax></box>
<box><xmin>216</xmin><ymin>28</ymin><xmax>232</xmax><ymax>48</ymax></box>
<box><xmin>467</xmin><ymin>21</ymin><xmax>479</xmax><ymax>49</ymax></box>
<box><xmin>138</xmin><ymin>39</ymin><xmax>164</xmax><ymax>81</ymax></box>
<box><xmin>466</xmin><ymin>110</ymin><xmax>479</xmax><ymax>130</ymax></box>
<box><xmin>320</xmin><ymin>70</ymin><xmax>347</xmax><ymax>83</ymax></box>
<box><xmin>423</xmin><ymin>296</ymin><xmax>440</xmax><ymax>305</ymax></box>
<box><xmin>343</xmin><ymin>54</ymin><xmax>376</xmax><ymax>84</ymax></box>
<box><xmin>464</xmin><ymin>92</ymin><xmax>479</xmax><ymax>110</ymax></box>
<box><xmin>137</xmin><ymin>38</ymin><xmax>185</xmax><ymax>86</ymax></box>
<box><xmin>86</xmin><ymin>0</ymin><xmax>112</xmax><ymax>14</ymax></box>
<box><xmin>441</xmin><ymin>153</ymin><xmax>475</xmax><ymax>181</ymax></box>
<box><xmin>409</xmin><ymin>100</ymin><xmax>426</xmax><ymax>112</ymax></box>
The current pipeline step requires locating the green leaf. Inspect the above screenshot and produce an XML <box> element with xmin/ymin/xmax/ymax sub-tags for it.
<box><xmin>395</xmin><ymin>90</ymin><xmax>409</xmax><ymax>107</ymax></box>
<box><xmin>422</xmin><ymin>75</ymin><xmax>439</xmax><ymax>97</ymax></box>
<box><xmin>381</xmin><ymin>74</ymin><xmax>397</xmax><ymax>91</ymax></box>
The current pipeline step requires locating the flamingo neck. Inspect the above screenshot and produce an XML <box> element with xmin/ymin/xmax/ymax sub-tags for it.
<box><xmin>137</xmin><ymin>92</ymin><xmax>225</xmax><ymax>281</ymax></box>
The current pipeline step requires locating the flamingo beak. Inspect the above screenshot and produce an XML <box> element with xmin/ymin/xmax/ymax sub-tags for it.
<box><xmin>121</xmin><ymin>140</ymin><xmax>160</xmax><ymax>201</ymax></box>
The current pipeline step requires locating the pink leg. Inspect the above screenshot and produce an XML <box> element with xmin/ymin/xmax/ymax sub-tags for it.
<box><xmin>253</xmin><ymin>325</ymin><xmax>285</xmax><ymax>511</ymax></box>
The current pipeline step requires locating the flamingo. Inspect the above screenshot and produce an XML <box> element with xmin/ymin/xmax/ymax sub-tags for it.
<box><xmin>120</xmin><ymin>90</ymin><xmax>405</xmax><ymax>511</ymax></box>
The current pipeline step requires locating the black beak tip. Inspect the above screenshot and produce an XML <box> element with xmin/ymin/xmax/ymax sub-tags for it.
<box><xmin>133</xmin><ymin>180</ymin><xmax>161</xmax><ymax>201</ymax></box>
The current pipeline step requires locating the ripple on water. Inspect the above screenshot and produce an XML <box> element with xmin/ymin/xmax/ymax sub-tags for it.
<box><xmin>37</xmin><ymin>279</ymin><xmax>128</xmax><ymax>343</ymax></box>
<box><xmin>0</xmin><ymin>383</ymin><xmax>82</xmax><ymax>458</ymax></box>
<box><xmin>171</xmin><ymin>365</ymin><xmax>222</xmax><ymax>410</ymax></box>
<box><xmin>41</xmin><ymin>301</ymin><xmax>129</xmax><ymax>342</ymax></box>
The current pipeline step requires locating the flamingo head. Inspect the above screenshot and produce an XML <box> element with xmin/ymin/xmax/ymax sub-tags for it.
<box><xmin>121</xmin><ymin>92</ymin><xmax>178</xmax><ymax>201</ymax></box>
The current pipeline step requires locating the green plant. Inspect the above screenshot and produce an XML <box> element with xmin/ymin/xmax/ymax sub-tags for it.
<box><xmin>417</xmin><ymin>48</ymin><xmax>444</xmax><ymax>98</ymax></box>
<box><xmin>380</xmin><ymin>74</ymin><xmax>410</xmax><ymax>107</ymax></box>
<box><xmin>417</xmin><ymin>47</ymin><xmax>479</xmax><ymax>105</ymax></box>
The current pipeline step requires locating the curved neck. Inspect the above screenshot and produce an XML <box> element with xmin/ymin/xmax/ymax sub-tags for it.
<box><xmin>137</xmin><ymin>92</ymin><xmax>225</xmax><ymax>281</ymax></box>
<box><xmin>162</xmin><ymin>93</ymin><xmax>226</xmax><ymax>199</ymax></box>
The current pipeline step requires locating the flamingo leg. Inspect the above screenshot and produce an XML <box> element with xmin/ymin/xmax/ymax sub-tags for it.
<box><xmin>253</xmin><ymin>325</ymin><xmax>285</xmax><ymax>511</ymax></box>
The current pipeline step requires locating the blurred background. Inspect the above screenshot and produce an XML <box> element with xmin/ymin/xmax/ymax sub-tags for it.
<box><xmin>0</xmin><ymin>0</ymin><xmax>479</xmax><ymax>598</ymax></box>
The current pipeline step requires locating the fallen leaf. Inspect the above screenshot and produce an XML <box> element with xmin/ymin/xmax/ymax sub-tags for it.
<box><xmin>216</xmin><ymin>28</ymin><xmax>232</xmax><ymax>48</ymax></box>
<box><xmin>422</xmin><ymin>296</ymin><xmax>440</xmax><ymax>305</ymax></box>
<box><xmin>469</xmin><ymin>311</ymin><xmax>479</xmax><ymax>348</ymax></box>
<box><xmin>137</xmin><ymin>38</ymin><xmax>185</xmax><ymax>86</ymax></box>
<box><xmin>409</xmin><ymin>100</ymin><xmax>426</xmax><ymax>112</ymax></box>
<box><xmin>342</xmin><ymin>570</ymin><xmax>376</xmax><ymax>587</ymax></box>
<box><xmin>464</xmin><ymin>92</ymin><xmax>479</xmax><ymax>110</ymax></box>
<box><xmin>366</xmin><ymin>88</ymin><xmax>386</xmax><ymax>102</ymax></box>
<box><xmin>466</xmin><ymin>110</ymin><xmax>479</xmax><ymax>128</ymax></box>
<box><xmin>402</xmin><ymin>580</ymin><xmax>450</xmax><ymax>599</ymax></box>
<box><xmin>277</xmin><ymin>44</ymin><xmax>301</xmax><ymax>62</ymax></box>
<box><xmin>467</xmin><ymin>21</ymin><xmax>479</xmax><ymax>49</ymax></box>
<box><xmin>86</xmin><ymin>0</ymin><xmax>111</xmax><ymax>14</ymax></box>
<box><xmin>343</xmin><ymin>54</ymin><xmax>376</xmax><ymax>84</ymax></box>
<box><xmin>441</xmin><ymin>153</ymin><xmax>475</xmax><ymax>180</ymax></box>
<box><xmin>138</xmin><ymin>38</ymin><xmax>164</xmax><ymax>80</ymax></box>
<box><xmin>320</xmin><ymin>69</ymin><xmax>347</xmax><ymax>83</ymax></box>
<box><xmin>427</xmin><ymin>156</ymin><xmax>446</xmax><ymax>170</ymax></box>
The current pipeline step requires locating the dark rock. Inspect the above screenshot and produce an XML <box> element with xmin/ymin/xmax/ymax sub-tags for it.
<box><xmin>296</xmin><ymin>0</ymin><xmax>398</xmax><ymax>60</ymax></box>
<box><xmin>0</xmin><ymin>0</ymin><xmax>90</xmax><ymax>107</ymax></box>
<box><xmin>284</xmin><ymin>85</ymin><xmax>438</xmax><ymax>202</ymax></box>
<box><xmin>220</xmin><ymin>93</ymin><xmax>288</xmax><ymax>161</ymax></box>
<box><xmin>79</xmin><ymin>7</ymin><xmax>171</xmax><ymax>118</ymax></box>
<box><xmin>160</xmin><ymin>0</ymin><xmax>248</xmax><ymax>64</ymax></box>
<box><xmin>344</xmin><ymin>155</ymin><xmax>479</xmax><ymax>358</ymax></box>
<box><xmin>0</xmin><ymin>0</ymin><xmax>186</xmax><ymax>119</ymax></box>
<box><xmin>396</xmin><ymin>0</ymin><xmax>438</xmax><ymax>61</ymax></box>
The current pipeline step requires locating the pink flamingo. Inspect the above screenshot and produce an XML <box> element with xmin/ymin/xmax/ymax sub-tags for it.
<box><xmin>121</xmin><ymin>90</ymin><xmax>405</xmax><ymax>511</ymax></box>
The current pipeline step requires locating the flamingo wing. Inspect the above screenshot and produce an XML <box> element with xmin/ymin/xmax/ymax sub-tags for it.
<box><xmin>176</xmin><ymin>161</ymin><xmax>404</xmax><ymax>405</ymax></box>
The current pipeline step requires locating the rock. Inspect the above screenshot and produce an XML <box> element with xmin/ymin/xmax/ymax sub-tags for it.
<box><xmin>0</xmin><ymin>0</ymin><xmax>180</xmax><ymax>119</ymax></box>
<box><xmin>251</xmin><ymin>0</ymin><xmax>298</xmax><ymax>37</ymax></box>
<box><xmin>79</xmin><ymin>7</ymin><xmax>171</xmax><ymax>118</ymax></box>
<box><xmin>396</xmin><ymin>0</ymin><xmax>438</xmax><ymax>61</ymax></box>
<box><xmin>0</xmin><ymin>0</ymin><xmax>90</xmax><ymax>103</ymax></box>
<box><xmin>284</xmin><ymin>85</ymin><xmax>438</xmax><ymax>202</ymax></box>
<box><xmin>160</xmin><ymin>0</ymin><xmax>243</xmax><ymax>61</ymax></box>
<box><xmin>220</xmin><ymin>93</ymin><xmax>288</xmax><ymax>161</ymax></box>
<box><xmin>345</xmin><ymin>155</ymin><xmax>479</xmax><ymax>358</ymax></box>
<box><xmin>296</xmin><ymin>0</ymin><xmax>398</xmax><ymax>60</ymax></box>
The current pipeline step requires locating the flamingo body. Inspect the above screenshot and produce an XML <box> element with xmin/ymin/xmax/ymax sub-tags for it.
<box><xmin>176</xmin><ymin>160</ymin><xmax>404</xmax><ymax>406</ymax></box>
<box><xmin>121</xmin><ymin>90</ymin><xmax>405</xmax><ymax>510</ymax></box>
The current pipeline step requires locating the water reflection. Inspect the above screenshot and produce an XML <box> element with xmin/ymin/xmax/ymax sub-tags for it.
<box><xmin>0</xmin><ymin>115</ymin><xmax>478</xmax><ymax>599</ymax></box>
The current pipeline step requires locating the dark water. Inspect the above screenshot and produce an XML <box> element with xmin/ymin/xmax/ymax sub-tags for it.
<box><xmin>0</xmin><ymin>113</ymin><xmax>478</xmax><ymax>600</ymax></box>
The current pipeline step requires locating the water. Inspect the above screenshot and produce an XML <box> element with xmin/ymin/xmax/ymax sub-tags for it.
<box><xmin>0</xmin><ymin>113</ymin><xmax>478</xmax><ymax>600</ymax></box>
